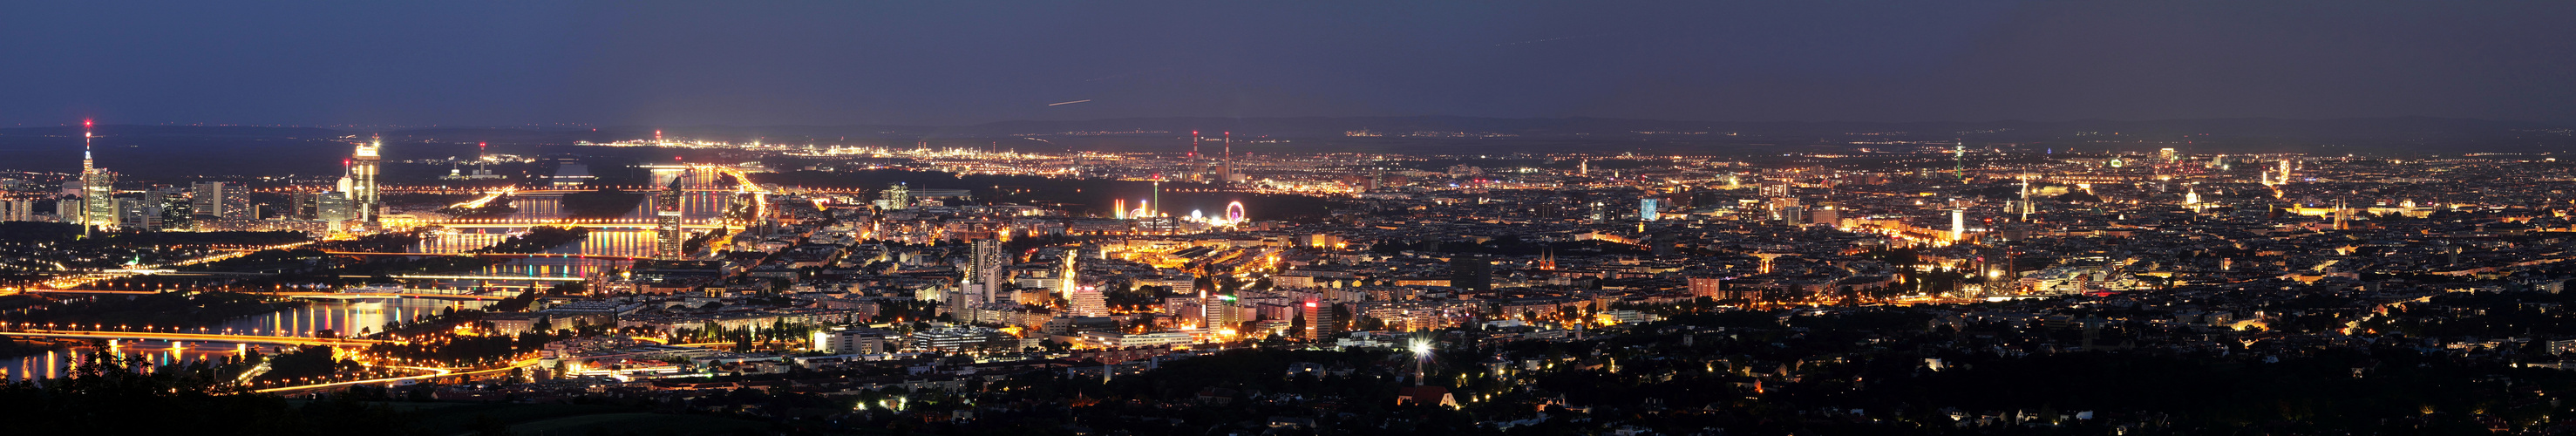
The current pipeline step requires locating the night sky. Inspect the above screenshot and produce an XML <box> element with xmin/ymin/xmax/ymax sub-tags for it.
<box><xmin>4</xmin><ymin>1</ymin><xmax>2572</xmax><ymax>126</ymax></box>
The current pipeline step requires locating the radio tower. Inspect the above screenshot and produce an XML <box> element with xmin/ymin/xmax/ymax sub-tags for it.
<box><xmin>1189</xmin><ymin>131</ymin><xmax>1200</xmax><ymax>159</ymax></box>
<box><xmin>1953</xmin><ymin>142</ymin><xmax>1966</xmax><ymax>181</ymax></box>
<box><xmin>81</xmin><ymin>119</ymin><xmax>94</xmax><ymax>174</ymax></box>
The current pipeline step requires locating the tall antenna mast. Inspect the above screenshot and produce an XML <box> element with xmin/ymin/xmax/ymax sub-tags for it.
<box><xmin>82</xmin><ymin>119</ymin><xmax>94</xmax><ymax>172</ymax></box>
<box><xmin>1189</xmin><ymin>131</ymin><xmax>1199</xmax><ymax>159</ymax></box>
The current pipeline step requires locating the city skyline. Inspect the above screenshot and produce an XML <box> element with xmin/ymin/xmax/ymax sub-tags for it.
<box><xmin>8</xmin><ymin>3</ymin><xmax>2576</xmax><ymax>435</ymax></box>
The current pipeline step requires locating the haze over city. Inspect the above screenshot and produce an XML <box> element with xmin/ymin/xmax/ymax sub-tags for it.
<box><xmin>5</xmin><ymin>2</ymin><xmax>2576</xmax><ymax>435</ymax></box>
<box><xmin>7</xmin><ymin>1</ymin><xmax>2576</xmax><ymax>126</ymax></box>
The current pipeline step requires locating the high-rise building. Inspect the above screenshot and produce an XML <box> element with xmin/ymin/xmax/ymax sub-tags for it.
<box><xmin>967</xmin><ymin>239</ymin><xmax>1008</xmax><ymax>288</ymax></box>
<box><xmin>948</xmin><ymin>238</ymin><xmax>1011</xmax><ymax>322</ymax></box>
<box><xmin>78</xmin><ymin>121</ymin><xmax>117</xmax><ymax>231</ymax></box>
<box><xmin>289</xmin><ymin>191</ymin><xmax>323</xmax><ymax>220</ymax></box>
<box><xmin>1302</xmin><ymin>298</ymin><xmax>1335</xmax><ymax>339</ymax></box>
<box><xmin>880</xmin><ymin>182</ymin><xmax>911</xmax><ymax>210</ymax></box>
<box><xmin>656</xmin><ymin>169</ymin><xmax>690</xmax><ymax>260</ymax></box>
<box><xmin>0</xmin><ymin>199</ymin><xmax>34</xmax><ymax>221</ymax></box>
<box><xmin>350</xmin><ymin>139</ymin><xmax>382</xmax><ymax>227</ymax></box>
<box><xmin>317</xmin><ymin>192</ymin><xmax>354</xmax><ymax>222</ymax></box>
<box><xmin>2158</xmin><ymin>147</ymin><xmax>2178</xmax><ymax>162</ymax></box>
<box><xmin>1206</xmin><ymin>294</ymin><xmax>1242</xmax><ymax>333</ymax></box>
<box><xmin>192</xmin><ymin>181</ymin><xmax>249</xmax><ymax>222</ymax></box>
<box><xmin>1056</xmin><ymin>255</ymin><xmax>1079</xmax><ymax>296</ymax></box>
<box><xmin>1640</xmin><ymin>198</ymin><xmax>1660</xmax><ymax>221</ymax></box>
<box><xmin>1451</xmin><ymin>255</ymin><xmax>1492</xmax><ymax>291</ymax></box>
<box><xmin>190</xmin><ymin>181</ymin><xmax>224</xmax><ymax>221</ymax></box>
<box><xmin>1950</xmin><ymin>208</ymin><xmax>1968</xmax><ymax>242</ymax></box>
<box><xmin>117</xmin><ymin>198</ymin><xmax>159</xmax><ymax>230</ymax></box>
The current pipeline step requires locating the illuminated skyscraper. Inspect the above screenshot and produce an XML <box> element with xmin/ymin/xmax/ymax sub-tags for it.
<box><xmin>78</xmin><ymin>120</ymin><xmax>117</xmax><ymax>232</ymax></box>
<box><xmin>350</xmin><ymin>139</ymin><xmax>383</xmax><ymax>227</ymax></box>
<box><xmin>881</xmin><ymin>182</ymin><xmax>910</xmax><ymax>210</ymax></box>
<box><xmin>317</xmin><ymin>192</ymin><xmax>353</xmax><ymax>222</ymax></box>
<box><xmin>1950</xmin><ymin>208</ymin><xmax>1968</xmax><ymax>242</ymax></box>
<box><xmin>1057</xmin><ymin>254</ymin><xmax>1079</xmax><ymax>296</ymax></box>
<box><xmin>948</xmin><ymin>238</ymin><xmax>1010</xmax><ymax>322</ymax></box>
<box><xmin>656</xmin><ymin>168</ymin><xmax>690</xmax><ymax>260</ymax></box>
<box><xmin>1640</xmin><ymin>198</ymin><xmax>1660</xmax><ymax>221</ymax></box>
<box><xmin>191</xmin><ymin>181</ymin><xmax>248</xmax><ymax>222</ymax></box>
<box><xmin>967</xmin><ymin>239</ymin><xmax>1008</xmax><ymax>290</ymax></box>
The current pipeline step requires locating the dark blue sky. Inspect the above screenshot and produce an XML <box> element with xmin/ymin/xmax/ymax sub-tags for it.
<box><xmin>3</xmin><ymin>1</ymin><xmax>2572</xmax><ymax>126</ymax></box>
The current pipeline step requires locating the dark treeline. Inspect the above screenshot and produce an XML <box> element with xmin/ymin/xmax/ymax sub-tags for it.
<box><xmin>0</xmin><ymin>351</ymin><xmax>424</xmax><ymax>435</ymax></box>
<box><xmin>0</xmin><ymin>291</ymin><xmax>302</xmax><ymax>330</ymax></box>
<box><xmin>469</xmin><ymin>226</ymin><xmax>590</xmax><ymax>254</ymax></box>
<box><xmin>561</xmin><ymin>188</ymin><xmax>648</xmax><ymax>219</ymax></box>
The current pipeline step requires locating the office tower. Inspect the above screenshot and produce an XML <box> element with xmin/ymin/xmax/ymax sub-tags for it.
<box><xmin>192</xmin><ymin>181</ymin><xmax>251</xmax><ymax>222</ymax></box>
<box><xmin>350</xmin><ymin>139</ymin><xmax>382</xmax><ymax>226</ymax></box>
<box><xmin>78</xmin><ymin>120</ymin><xmax>117</xmax><ymax>231</ymax></box>
<box><xmin>318</xmin><ymin>192</ymin><xmax>354</xmax><ymax>222</ymax></box>
<box><xmin>2158</xmin><ymin>147</ymin><xmax>2178</xmax><ymax>162</ymax></box>
<box><xmin>1451</xmin><ymin>255</ymin><xmax>1491</xmax><ymax>291</ymax></box>
<box><xmin>118</xmin><ymin>199</ymin><xmax>159</xmax><ymax>230</ymax></box>
<box><xmin>656</xmin><ymin>169</ymin><xmax>690</xmax><ymax>260</ymax></box>
<box><xmin>156</xmin><ymin>189</ymin><xmax>191</xmax><ymax>228</ymax></box>
<box><xmin>289</xmin><ymin>191</ymin><xmax>322</xmax><ymax>220</ymax></box>
<box><xmin>1640</xmin><ymin>197</ymin><xmax>1660</xmax><ymax>221</ymax></box>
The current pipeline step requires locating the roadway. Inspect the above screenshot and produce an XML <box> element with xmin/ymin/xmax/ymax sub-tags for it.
<box><xmin>253</xmin><ymin>358</ymin><xmax>541</xmax><ymax>394</ymax></box>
